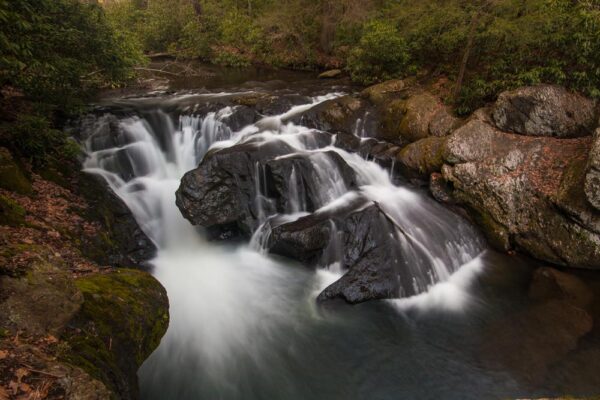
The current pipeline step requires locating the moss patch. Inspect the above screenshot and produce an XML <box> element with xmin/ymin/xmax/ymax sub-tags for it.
<box><xmin>62</xmin><ymin>269</ymin><xmax>169</xmax><ymax>398</ymax></box>
<box><xmin>0</xmin><ymin>147</ymin><xmax>32</xmax><ymax>194</ymax></box>
<box><xmin>0</xmin><ymin>194</ymin><xmax>26</xmax><ymax>227</ymax></box>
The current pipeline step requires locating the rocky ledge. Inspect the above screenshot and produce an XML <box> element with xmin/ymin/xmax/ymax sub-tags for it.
<box><xmin>0</xmin><ymin>147</ymin><xmax>168</xmax><ymax>399</ymax></box>
<box><xmin>305</xmin><ymin>82</ymin><xmax>600</xmax><ymax>271</ymax></box>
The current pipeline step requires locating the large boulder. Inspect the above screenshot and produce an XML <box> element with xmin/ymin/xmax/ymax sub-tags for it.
<box><xmin>268</xmin><ymin>202</ymin><xmax>405</xmax><ymax>303</ymax></box>
<box><xmin>379</xmin><ymin>92</ymin><xmax>457</xmax><ymax>144</ymax></box>
<box><xmin>396</xmin><ymin>136</ymin><xmax>447</xmax><ymax>180</ymax></box>
<box><xmin>176</xmin><ymin>138</ymin><xmax>357</xmax><ymax>238</ymax></box>
<box><xmin>299</xmin><ymin>95</ymin><xmax>369</xmax><ymax>134</ymax></box>
<box><xmin>585</xmin><ymin>129</ymin><xmax>600</xmax><ymax>210</ymax></box>
<box><xmin>63</xmin><ymin>269</ymin><xmax>169</xmax><ymax>399</ymax></box>
<box><xmin>440</xmin><ymin>110</ymin><xmax>600</xmax><ymax>269</ymax></box>
<box><xmin>492</xmin><ymin>85</ymin><xmax>598</xmax><ymax>138</ymax></box>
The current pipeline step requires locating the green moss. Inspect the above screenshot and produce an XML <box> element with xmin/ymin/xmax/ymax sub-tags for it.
<box><xmin>0</xmin><ymin>195</ymin><xmax>26</xmax><ymax>227</ymax></box>
<box><xmin>0</xmin><ymin>148</ymin><xmax>32</xmax><ymax>195</ymax></box>
<box><xmin>62</xmin><ymin>269</ymin><xmax>169</xmax><ymax>396</ymax></box>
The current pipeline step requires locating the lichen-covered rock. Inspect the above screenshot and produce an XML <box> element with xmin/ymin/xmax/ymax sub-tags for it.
<box><xmin>360</xmin><ymin>79</ymin><xmax>412</xmax><ymax>106</ymax></box>
<box><xmin>585</xmin><ymin>129</ymin><xmax>600</xmax><ymax>210</ymax></box>
<box><xmin>318</xmin><ymin>69</ymin><xmax>342</xmax><ymax>79</ymax></box>
<box><xmin>0</xmin><ymin>147</ymin><xmax>31</xmax><ymax>194</ymax></box>
<box><xmin>440</xmin><ymin>121</ymin><xmax>600</xmax><ymax>269</ymax></box>
<box><xmin>492</xmin><ymin>85</ymin><xmax>598</xmax><ymax>138</ymax></box>
<box><xmin>63</xmin><ymin>269</ymin><xmax>169</xmax><ymax>400</ymax></box>
<box><xmin>379</xmin><ymin>92</ymin><xmax>453</xmax><ymax>144</ymax></box>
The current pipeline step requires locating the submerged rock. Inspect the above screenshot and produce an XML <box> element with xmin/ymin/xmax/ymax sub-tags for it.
<box><xmin>492</xmin><ymin>85</ymin><xmax>598</xmax><ymax>138</ymax></box>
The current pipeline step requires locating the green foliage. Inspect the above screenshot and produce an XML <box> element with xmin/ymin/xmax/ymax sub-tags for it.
<box><xmin>0</xmin><ymin>112</ymin><xmax>77</xmax><ymax>168</ymax></box>
<box><xmin>346</xmin><ymin>20</ymin><xmax>410</xmax><ymax>85</ymax></box>
<box><xmin>0</xmin><ymin>0</ymin><xmax>144</xmax><ymax>110</ymax></box>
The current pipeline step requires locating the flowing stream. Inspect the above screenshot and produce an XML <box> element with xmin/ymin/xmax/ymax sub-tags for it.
<box><xmin>79</xmin><ymin>77</ymin><xmax>592</xmax><ymax>399</ymax></box>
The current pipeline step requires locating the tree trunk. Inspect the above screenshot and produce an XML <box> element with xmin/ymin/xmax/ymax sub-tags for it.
<box><xmin>453</xmin><ymin>9</ymin><xmax>482</xmax><ymax>102</ymax></box>
<box><xmin>190</xmin><ymin>0</ymin><xmax>202</xmax><ymax>19</ymax></box>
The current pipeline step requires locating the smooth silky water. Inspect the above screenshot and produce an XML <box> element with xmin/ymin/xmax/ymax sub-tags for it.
<box><xmin>79</xmin><ymin>75</ymin><xmax>591</xmax><ymax>400</ymax></box>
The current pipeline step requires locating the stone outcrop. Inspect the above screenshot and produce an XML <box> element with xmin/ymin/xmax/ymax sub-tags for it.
<box><xmin>585</xmin><ymin>129</ymin><xmax>600</xmax><ymax>210</ymax></box>
<box><xmin>440</xmin><ymin>110</ymin><xmax>600</xmax><ymax>268</ymax></box>
<box><xmin>492</xmin><ymin>85</ymin><xmax>598</xmax><ymax>138</ymax></box>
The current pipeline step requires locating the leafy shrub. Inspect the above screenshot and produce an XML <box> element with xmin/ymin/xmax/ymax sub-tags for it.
<box><xmin>346</xmin><ymin>20</ymin><xmax>410</xmax><ymax>85</ymax></box>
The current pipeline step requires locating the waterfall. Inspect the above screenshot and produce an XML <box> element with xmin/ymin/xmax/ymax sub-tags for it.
<box><xmin>81</xmin><ymin>90</ymin><xmax>487</xmax><ymax>399</ymax></box>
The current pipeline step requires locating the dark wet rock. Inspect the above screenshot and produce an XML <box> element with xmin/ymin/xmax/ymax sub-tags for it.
<box><xmin>266</xmin><ymin>151</ymin><xmax>358</xmax><ymax>212</ymax></box>
<box><xmin>529</xmin><ymin>267</ymin><xmax>594</xmax><ymax>310</ymax></box>
<box><xmin>0</xmin><ymin>147</ymin><xmax>31</xmax><ymax>194</ymax></box>
<box><xmin>63</xmin><ymin>269</ymin><xmax>169</xmax><ymax>400</ymax></box>
<box><xmin>492</xmin><ymin>85</ymin><xmax>598</xmax><ymax>138</ymax></box>
<box><xmin>267</xmin><ymin>200</ymin><xmax>426</xmax><ymax>304</ymax></box>
<box><xmin>333</xmin><ymin>133</ymin><xmax>361</xmax><ymax>153</ymax></box>
<box><xmin>585</xmin><ymin>129</ymin><xmax>600</xmax><ymax>210</ymax></box>
<box><xmin>176</xmin><ymin>138</ymin><xmax>355</xmax><ymax>237</ymax></box>
<box><xmin>440</xmin><ymin>118</ymin><xmax>600</xmax><ymax>269</ymax></box>
<box><xmin>176</xmin><ymin>140</ymin><xmax>291</xmax><ymax>237</ymax></box>
<box><xmin>300</xmin><ymin>95</ymin><xmax>369</xmax><ymax>134</ymax></box>
<box><xmin>78</xmin><ymin>173</ymin><xmax>157</xmax><ymax>267</ymax></box>
<box><xmin>318</xmin><ymin>69</ymin><xmax>343</xmax><ymax>79</ymax></box>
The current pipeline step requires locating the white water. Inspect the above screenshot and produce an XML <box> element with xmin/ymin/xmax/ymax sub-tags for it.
<box><xmin>82</xmin><ymin>91</ymin><xmax>487</xmax><ymax>398</ymax></box>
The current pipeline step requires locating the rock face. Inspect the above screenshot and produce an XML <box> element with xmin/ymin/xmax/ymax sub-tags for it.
<box><xmin>441</xmin><ymin>111</ymin><xmax>600</xmax><ymax>268</ymax></box>
<box><xmin>492</xmin><ymin>85</ymin><xmax>598</xmax><ymax>138</ymax></box>
<box><xmin>78</xmin><ymin>173</ymin><xmax>157</xmax><ymax>267</ymax></box>
<box><xmin>436</xmin><ymin>107</ymin><xmax>600</xmax><ymax>269</ymax></box>
<box><xmin>585</xmin><ymin>129</ymin><xmax>600</xmax><ymax>210</ymax></box>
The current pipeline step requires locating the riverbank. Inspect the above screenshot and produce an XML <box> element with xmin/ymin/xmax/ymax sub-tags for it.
<box><xmin>0</xmin><ymin>142</ymin><xmax>168</xmax><ymax>398</ymax></box>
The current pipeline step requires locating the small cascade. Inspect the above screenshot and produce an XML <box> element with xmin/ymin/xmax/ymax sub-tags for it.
<box><xmin>80</xmin><ymin>87</ymin><xmax>494</xmax><ymax>400</ymax></box>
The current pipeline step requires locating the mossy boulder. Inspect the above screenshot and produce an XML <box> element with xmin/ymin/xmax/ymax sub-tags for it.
<box><xmin>0</xmin><ymin>147</ymin><xmax>32</xmax><ymax>194</ymax></box>
<box><xmin>360</xmin><ymin>79</ymin><xmax>413</xmax><ymax>106</ymax></box>
<box><xmin>396</xmin><ymin>136</ymin><xmax>447</xmax><ymax>179</ymax></box>
<box><xmin>63</xmin><ymin>269</ymin><xmax>169</xmax><ymax>400</ymax></box>
<box><xmin>0</xmin><ymin>194</ymin><xmax>26</xmax><ymax>227</ymax></box>
<box><xmin>379</xmin><ymin>92</ymin><xmax>455</xmax><ymax>144</ymax></box>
